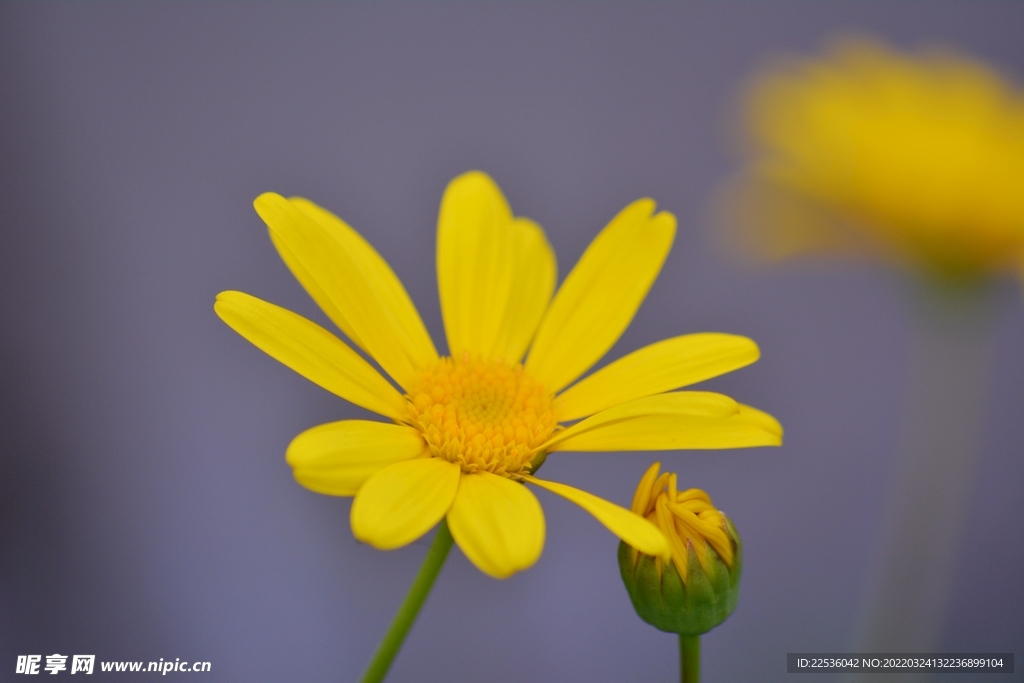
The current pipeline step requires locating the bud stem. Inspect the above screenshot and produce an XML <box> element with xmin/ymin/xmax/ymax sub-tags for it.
<box><xmin>360</xmin><ymin>519</ymin><xmax>454</xmax><ymax>683</ymax></box>
<box><xmin>679</xmin><ymin>634</ymin><xmax>700</xmax><ymax>683</ymax></box>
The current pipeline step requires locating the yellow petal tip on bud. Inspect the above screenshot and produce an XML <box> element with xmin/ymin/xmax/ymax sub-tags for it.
<box><xmin>619</xmin><ymin>463</ymin><xmax>742</xmax><ymax>636</ymax></box>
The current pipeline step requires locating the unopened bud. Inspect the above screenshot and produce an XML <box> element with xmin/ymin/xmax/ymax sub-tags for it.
<box><xmin>618</xmin><ymin>462</ymin><xmax>741</xmax><ymax>636</ymax></box>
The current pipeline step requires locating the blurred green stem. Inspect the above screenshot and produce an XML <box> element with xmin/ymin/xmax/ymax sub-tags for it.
<box><xmin>360</xmin><ymin>520</ymin><xmax>454</xmax><ymax>683</ymax></box>
<box><xmin>851</xmin><ymin>281</ymin><xmax>994</xmax><ymax>680</ymax></box>
<box><xmin>680</xmin><ymin>634</ymin><xmax>700</xmax><ymax>683</ymax></box>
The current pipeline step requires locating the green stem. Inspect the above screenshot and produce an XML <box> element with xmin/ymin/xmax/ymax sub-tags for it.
<box><xmin>853</xmin><ymin>283</ymin><xmax>993</xmax><ymax>657</ymax></box>
<box><xmin>679</xmin><ymin>634</ymin><xmax>700</xmax><ymax>683</ymax></box>
<box><xmin>359</xmin><ymin>520</ymin><xmax>454</xmax><ymax>683</ymax></box>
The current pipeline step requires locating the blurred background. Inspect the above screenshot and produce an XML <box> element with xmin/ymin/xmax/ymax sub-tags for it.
<box><xmin>1</xmin><ymin>3</ymin><xmax>1021</xmax><ymax>682</ymax></box>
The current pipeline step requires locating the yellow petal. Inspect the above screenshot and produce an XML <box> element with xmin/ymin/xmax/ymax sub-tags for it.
<box><xmin>523</xmin><ymin>475</ymin><xmax>670</xmax><ymax>560</ymax></box>
<box><xmin>254</xmin><ymin>193</ymin><xmax>438</xmax><ymax>391</ymax></box>
<box><xmin>545</xmin><ymin>392</ymin><xmax>735</xmax><ymax>449</ymax></box>
<box><xmin>269</xmin><ymin>227</ymin><xmax>366</xmax><ymax>354</ymax></box>
<box><xmin>526</xmin><ymin>199</ymin><xmax>676</xmax><ymax>393</ymax></box>
<box><xmin>544</xmin><ymin>392</ymin><xmax>782</xmax><ymax>452</ymax></box>
<box><xmin>350</xmin><ymin>458</ymin><xmax>460</xmax><ymax>550</ymax></box>
<box><xmin>554</xmin><ymin>333</ymin><xmax>761</xmax><ymax>421</ymax></box>
<box><xmin>291</xmin><ymin>198</ymin><xmax>438</xmax><ymax>368</ymax></box>
<box><xmin>491</xmin><ymin>218</ymin><xmax>557</xmax><ymax>364</ymax></box>
<box><xmin>657</xmin><ymin>496</ymin><xmax>692</xmax><ymax>574</ymax></box>
<box><xmin>446</xmin><ymin>472</ymin><xmax>545</xmax><ymax>579</ymax></box>
<box><xmin>436</xmin><ymin>171</ymin><xmax>515</xmax><ymax>359</ymax></box>
<box><xmin>214</xmin><ymin>291</ymin><xmax>407</xmax><ymax>420</ymax></box>
<box><xmin>286</xmin><ymin>420</ymin><xmax>426</xmax><ymax>496</ymax></box>
<box><xmin>630</xmin><ymin>462</ymin><xmax>662</xmax><ymax>516</ymax></box>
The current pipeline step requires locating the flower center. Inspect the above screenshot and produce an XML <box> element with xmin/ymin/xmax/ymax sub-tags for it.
<box><xmin>406</xmin><ymin>356</ymin><xmax>557</xmax><ymax>477</ymax></box>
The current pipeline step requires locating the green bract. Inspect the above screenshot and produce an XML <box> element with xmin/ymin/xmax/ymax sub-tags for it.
<box><xmin>618</xmin><ymin>519</ymin><xmax>741</xmax><ymax>636</ymax></box>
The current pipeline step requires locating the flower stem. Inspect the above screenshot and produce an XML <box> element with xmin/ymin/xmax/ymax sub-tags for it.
<box><xmin>679</xmin><ymin>634</ymin><xmax>700</xmax><ymax>683</ymax></box>
<box><xmin>851</xmin><ymin>282</ymin><xmax>994</xmax><ymax>662</ymax></box>
<box><xmin>359</xmin><ymin>519</ymin><xmax>454</xmax><ymax>683</ymax></box>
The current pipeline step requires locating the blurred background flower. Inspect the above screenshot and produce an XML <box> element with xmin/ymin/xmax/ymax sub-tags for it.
<box><xmin>1</xmin><ymin>4</ymin><xmax>1022</xmax><ymax>683</ymax></box>
<box><xmin>720</xmin><ymin>38</ymin><xmax>1024</xmax><ymax>284</ymax></box>
<box><xmin>719</xmin><ymin>37</ymin><xmax>1024</xmax><ymax>664</ymax></box>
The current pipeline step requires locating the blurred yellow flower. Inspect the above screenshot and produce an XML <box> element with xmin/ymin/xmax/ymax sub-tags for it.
<box><xmin>722</xmin><ymin>39</ymin><xmax>1024</xmax><ymax>281</ymax></box>
<box><xmin>216</xmin><ymin>171</ymin><xmax>781</xmax><ymax>579</ymax></box>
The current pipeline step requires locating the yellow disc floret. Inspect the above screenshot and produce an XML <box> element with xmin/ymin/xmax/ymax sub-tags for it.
<box><xmin>406</xmin><ymin>355</ymin><xmax>557</xmax><ymax>477</ymax></box>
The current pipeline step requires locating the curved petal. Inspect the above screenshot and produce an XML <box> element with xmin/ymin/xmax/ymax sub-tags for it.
<box><xmin>214</xmin><ymin>291</ymin><xmax>408</xmax><ymax>420</ymax></box>
<box><xmin>526</xmin><ymin>199</ymin><xmax>676</xmax><ymax>393</ymax></box>
<box><xmin>523</xmin><ymin>475</ymin><xmax>669</xmax><ymax>560</ymax></box>
<box><xmin>350</xmin><ymin>458</ymin><xmax>460</xmax><ymax>550</ymax></box>
<box><xmin>491</xmin><ymin>218</ymin><xmax>557</xmax><ymax>364</ymax></box>
<box><xmin>286</xmin><ymin>420</ymin><xmax>426</xmax><ymax>496</ymax></box>
<box><xmin>544</xmin><ymin>393</ymin><xmax>783</xmax><ymax>452</ymax></box>
<box><xmin>436</xmin><ymin>171</ymin><xmax>515</xmax><ymax>359</ymax></box>
<box><xmin>554</xmin><ymin>333</ymin><xmax>761</xmax><ymax>421</ymax></box>
<box><xmin>446</xmin><ymin>472</ymin><xmax>545</xmax><ymax>579</ymax></box>
<box><xmin>255</xmin><ymin>192</ymin><xmax>438</xmax><ymax>391</ymax></box>
<box><xmin>630</xmin><ymin>462</ymin><xmax>662</xmax><ymax>516</ymax></box>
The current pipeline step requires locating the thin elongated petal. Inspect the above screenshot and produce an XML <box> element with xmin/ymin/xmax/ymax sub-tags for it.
<box><xmin>437</xmin><ymin>171</ymin><xmax>516</xmax><ymax>359</ymax></box>
<box><xmin>630</xmin><ymin>462</ymin><xmax>662</xmax><ymax>516</ymax></box>
<box><xmin>286</xmin><ymin>420</ymin><xmax>426</xmax><ymax>496</ymax></box>
<box><xmin>545</xmin><ymin>393</ymin><xmax>783</xmax><ymax>452</ymax></box>
<box><xmin>523</xmin><ymin>476</ymin><xmax>670</xmax><ymax>560</ymax></box>
<box><xmin>491</xmin><ymin>218</ymin><xmax>557</xmax><ymax>364</ymax></box>
<box><xmin>269</xmin><ymin>228</ymin><xmax>366</xmax><ymax>353</ymax></box>
<box><xmin>446</xmin><ymin>472</ymin><xmax>545</xmax><ymax>579</ymax></box>
<box><xmin>292</xmin><ymin>198</ymin><xmax>438</xmax><ymax>369</ymax></box>
<box><xmin>526</xmin><ymin>199</ymin><xmax>676</xmax><ymax>393</ymax></box>
<box><xmin>350</xmin><ymin>458</ymin><xmax>460</xmax><ymax>550</ymax></box>
<box><xmin>214</xmin><ymin>291</ymin><xmax>407</xmax><ymax>420</ymax></box>
<box><xmin>255</xmin><ymin>193</ymin><xmax>437</xmax><ymax>391</ymax></box>
<box><xmin>545</xmin><ymin>392</ymin><xmax>736</xmax><ymax>449</ymax></box>
<box><xmin>554</xmin><ymin>334</ymin><xmax>760</xmax><ymax>421</ymax></box>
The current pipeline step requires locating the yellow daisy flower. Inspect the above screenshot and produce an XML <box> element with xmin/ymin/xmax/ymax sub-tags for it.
<box><xmin>723</xmin><ymin>38</ymin><xmax>1024</xmax><ymax>281</ymax></box>
<box><xmin>215</xmin><ymin>171</ymin><xmax>781</xmax><ymax>579</ymax></box>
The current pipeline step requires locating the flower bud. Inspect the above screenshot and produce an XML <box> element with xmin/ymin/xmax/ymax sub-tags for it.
<box><xmin>618</xmin><ymin>463</ymin><xmax>741</xmax><ymax>636</ymax></box>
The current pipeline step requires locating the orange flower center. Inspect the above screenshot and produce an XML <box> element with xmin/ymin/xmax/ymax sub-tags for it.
<box><xmin>406</xmin><ymin>356</ymin><xmax>557</xmax><ymax>477</ymax></box>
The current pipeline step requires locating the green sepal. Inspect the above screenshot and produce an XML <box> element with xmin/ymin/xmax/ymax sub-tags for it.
<box><xmin>618</xmin><ymin>520</ymin><xmax>742</xmax><ymax>636</ymax></box>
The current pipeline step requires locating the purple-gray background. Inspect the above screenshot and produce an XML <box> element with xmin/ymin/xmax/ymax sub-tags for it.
<box><xmin>1</xmin><ymin>3</ymin><xmax>1022</xmax><ymax>682</ymax></box>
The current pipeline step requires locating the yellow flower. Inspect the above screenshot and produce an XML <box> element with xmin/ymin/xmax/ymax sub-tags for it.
<box><xmin>215</xmin><ymin>171</ymin><xmax>781</xmax><ymax>579</ymax></box>
<box><xmin>722</xmin><ymin>38</ymin><xmax>1024</xmax><ymax>281</ymax></box>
